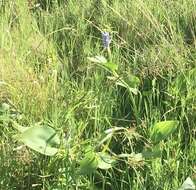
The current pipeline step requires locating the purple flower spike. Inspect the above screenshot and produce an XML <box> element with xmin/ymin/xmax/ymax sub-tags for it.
<box><xmin>101</xmin><ymin>31</ymin><xmax>111</xmax><ymax>48</ymax></box>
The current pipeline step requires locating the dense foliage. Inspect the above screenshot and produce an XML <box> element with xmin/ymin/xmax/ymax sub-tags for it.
<box><xmin>0</xmin><ymin>0</ymin><xmax>195</xmax><ymax>189</ymax></box>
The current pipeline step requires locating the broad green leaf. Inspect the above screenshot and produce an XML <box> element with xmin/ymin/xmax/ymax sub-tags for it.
<box><xmin>103</xmin><ymin>62</ymin><xmax>118</xmax><ymax>72</ymax></box>
<box><xmin>79</xmin><ymin>151</ymin><xmax>98</xmax><ymax>175</ymax></box>
<box><xmin>87</xmin><ymin>55</ymin><xmax>107</xmax><ymax>64</ymax></box>
<box><xmin>17</xmin><ymin>126</ymin><xmax>60</xmax><ymax>156</ymax></box>
<box><xmin>150</xmin><ymin>120</ymin><xmax>179</xmax><ymax>144</ymax></box>
<box><xmin>116</xmin><ymin>81</ymin><xmax>138</xmax><ymax>95</ymax></box>
<box><xmin>107</xmin><ymin>74</ymin><xmax>139</xmax><ymax>94</ymax></box>
<box><xmin>115</xmin><ymin>74</ymin><xmax>140</xmax><ymax>95</ymax></box>
<box><xmin>125</xmin><ymin>75</ymin><xmax>140</xmax><ymax>89</ymax></box>
<box><xmin>97</xmin><ymin>152</ymin><xmax>116</xmax><ymax>169</ymax></box>
<box><xmin>87</xmin><ymin>56</ymin><xmax>118</xmax><ymax>72</ymax></box>
<box><xmin>12</xmin><ymin>121</ymin><xmax>29</xmax><ymax>133</ymax></box>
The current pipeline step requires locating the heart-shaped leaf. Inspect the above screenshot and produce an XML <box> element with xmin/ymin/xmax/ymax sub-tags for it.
<box><xmin>17</xmin><ymin>125</ymin><xmax>60</xmax><ymax>156</ymax></box>
<box><xmin>150</xmin><ymin>120</ymin><xmax>179</xmax><ymax>144</ymax></box>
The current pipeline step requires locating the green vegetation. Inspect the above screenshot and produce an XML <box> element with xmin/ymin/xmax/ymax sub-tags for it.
<box><xmin>0</xmin><ymin>0</ymin><xmax>195</xmax><ymax>189</ymax></box>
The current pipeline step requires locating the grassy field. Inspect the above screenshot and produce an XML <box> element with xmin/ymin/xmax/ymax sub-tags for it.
<box><xmin>0</xmin><ymin>0</ymin><xmax>195</xmax><ymax>189</ymax></box>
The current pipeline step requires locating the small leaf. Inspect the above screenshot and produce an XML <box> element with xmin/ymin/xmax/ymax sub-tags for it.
<box><xmin>125</xmin><ymin>75</ymin><xmax>140</xmax><ymax>89</ymax></box>
<box><xmin>79</xmin><ymin>151</ymin><xmax>98</xmax><ymax>175</ymax></box>
<box><xmin>104</xmin><ymin>127</ymin><xmax>126</xmax><ymax>134</ymax></box>
<box><xmin>87</xmin><ymin>56</ymin><xmax>107</xmax><ymax>64</ymax></box>
<box><xmin>142</xmin><ymin>145</ymin><xmax>162</xmax><ymax>159</ymax></box>
<box><xmin>17</xmin><ymin>125</ymin><xmax>60</xmax><ymax>156</ymax></box>
<box><xmin>150</xmin><ymin>120</ymin><xmax>179</xmax><ymax>144</ymax></box>
<box><xmin>97</xmin><ymin>152</ymin><xmax>116</xmax><ymax>169</ymax></box>
<box><xmin>129</xmin><ymin>152</ymin><xmax>144</xmax><ymax>162</ymax></box>
<box><xmin>178</xmin><ymin>177</ymin><xmax>195</xmax><ymax>190</ymax></box>
<box><xmin>1</xmin><ymin>103</ymin><xmax>10</xmax><ymax>111</ymax></box>
<box><xmin>103</xmin><ymin>62</ymin><xmax>118</xmax><ymax>72</ymax></box>
<box><xmin>87</xmin><ymin>56</ymin><xmax>118</xmax><ymax>72</ymax></box>
<box><xmin>118</xmin><ymin>152</ymin><xmax>144</xmax><ymax>164</ymax></box>
<box><xmin>116</xmin><ymin>81</ymin><xmax>138</xmax><ymax>95</ymax></box>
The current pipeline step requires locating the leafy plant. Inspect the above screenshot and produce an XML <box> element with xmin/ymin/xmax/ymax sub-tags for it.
<box><xmin>79</xmin><ymin>147</ymin><xmax>116</xmax><ymax>175</ymax></box>
<box><xmin>150</xmin><ymin>120</ymin><xmax>179</xmax><ymax>144</ymax></box>
<box><xmin>88</xmin><ymin>55</ymin><xmax>140</xmax><ymax>94</ymax></box>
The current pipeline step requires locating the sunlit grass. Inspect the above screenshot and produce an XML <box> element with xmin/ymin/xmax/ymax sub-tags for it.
<box><xmin>0</xmin><ymin>0</ymin><xmax>195</xmax><ymax>189</ymax></box>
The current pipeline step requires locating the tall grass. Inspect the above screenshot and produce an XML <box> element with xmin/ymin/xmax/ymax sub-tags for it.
<box><xmin>0</xmin><ymin>0</ymin><xmax>195</xmax><ymax>189</ymax></box>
